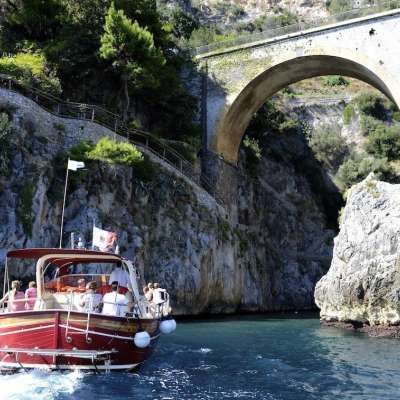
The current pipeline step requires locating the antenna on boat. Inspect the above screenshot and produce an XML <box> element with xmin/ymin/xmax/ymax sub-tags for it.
<box><xmin>59</xmin><ymin>158</ymin><xmax>85</xmax><ymax>248</ymax></box>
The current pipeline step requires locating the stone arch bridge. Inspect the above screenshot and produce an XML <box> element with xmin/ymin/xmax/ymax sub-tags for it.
<box><xmin>196</xmin><ymin>8</ymin><xmax>400</xmax><ymax>165</ymax></box>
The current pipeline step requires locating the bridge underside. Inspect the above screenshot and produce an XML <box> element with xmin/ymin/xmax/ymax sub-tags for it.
<box><xmin>212</xmin><ymin>55</ymin><xmax>399</xmax><ymax>163</ymax></box>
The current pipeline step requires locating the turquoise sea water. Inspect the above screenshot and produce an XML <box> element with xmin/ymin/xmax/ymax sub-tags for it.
<box><xmin>2</xmin><ymin>313</ymin><xmax>400</xmax><ymax>400</ymax></box>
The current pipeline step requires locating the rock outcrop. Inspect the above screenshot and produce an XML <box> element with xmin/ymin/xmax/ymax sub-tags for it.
<box><xmin>315</xmin><ymin>174</ymin><xmax>400</xmax><ymax>330</ymax></box>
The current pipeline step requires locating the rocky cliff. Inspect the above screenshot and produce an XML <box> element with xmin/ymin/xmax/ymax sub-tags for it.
<box><xmin>315</xmin><ymin>174</ymin><xmax>400</xmax><ymax>334</ymax></box>
<box><xmin>0</xmin><ymin>88</ymin><xmax>338</xmax><ymax>315</ymax></box>
<box><xmin>161</xmin><ymin>0</ymin><xmax>328</xmax><ymax>27</ymax></box>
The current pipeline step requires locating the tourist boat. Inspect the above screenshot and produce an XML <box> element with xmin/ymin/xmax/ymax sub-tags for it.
<box><xmin>0</xmin><ymin>248</ymin><xmax>176</xmax><ymax>371</ymax></box>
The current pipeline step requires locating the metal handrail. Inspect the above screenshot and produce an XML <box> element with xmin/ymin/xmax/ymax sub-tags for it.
<box><xmin>193</xmin><ymin>0</ymin><xmax>400</xmax><ymax>56</ymax></box>
<box><xmin>276</xmin><ymin>94</ymin><xmax>353</xmax><ymax>105</ymax></box>
<box><xmin>0</xmin><ymin>74</ymin><xmax>223</xmax><ymax>205</ymax></box>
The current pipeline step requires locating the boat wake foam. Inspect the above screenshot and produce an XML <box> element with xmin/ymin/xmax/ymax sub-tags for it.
<box><xmin>0</xmin><ymin>369</ymin><xmax>83</xmax><ymax>400</ymax></box>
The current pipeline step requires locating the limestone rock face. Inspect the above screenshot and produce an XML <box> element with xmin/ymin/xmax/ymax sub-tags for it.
<box><xmin>315</xmin><ymin>174</ymin><xmax>400</xmax><ymax>326</ymax></box>
<box><xmin>0</xmin><ymin>89</ymin><xmax>337</xmax><ymax>315</ymax></box>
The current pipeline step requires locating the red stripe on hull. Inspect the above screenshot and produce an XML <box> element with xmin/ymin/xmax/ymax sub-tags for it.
<box><xmin>0</xmin><ymin>311</ymin><xmax>160</xmax><ymax>370</ymax></box>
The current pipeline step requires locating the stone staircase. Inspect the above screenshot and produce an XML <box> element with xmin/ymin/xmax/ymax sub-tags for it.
<box><xmin>0</xmin><ymin>74</ymin><xmax>222</xmax><ymax>206</ymax></box>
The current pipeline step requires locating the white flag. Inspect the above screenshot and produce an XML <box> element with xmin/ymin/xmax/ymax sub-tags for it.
<box><xmin>68</xmin><ymin>159</ymin><xmax>85</xmax><ymax>171</ymax></box>
<box><xmin>92</xmin><ymin>226</ymin><xmax>117</xmax><ymax>252</ymax></box>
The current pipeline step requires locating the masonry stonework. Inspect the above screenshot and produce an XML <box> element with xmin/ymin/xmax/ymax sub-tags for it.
<box><xmin>197</xmin><ymin>10</ymin><xmax>400</xmax><ymax>163</ymax></box>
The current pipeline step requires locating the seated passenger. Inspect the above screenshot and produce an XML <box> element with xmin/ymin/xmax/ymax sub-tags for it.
<box><xmin>0</xmin><ymin>281</ymin><xmax>25</xmax><ymax>312</ymax></box>
<box><xmin>109</xmin><ymin>262</ymin><xmax>131</xmax><ymax>290</ymax></box>
<box><xmin>76</xmin><ymin>278</ymin><xmax>86</xmax><ymax>293</ymax></box>
<box><xmin>102</xmin><ymin>281</ymin><xmax>130</xmax><ymax>317</ymax></box>
<box><xmin>25</xmin><ymin>281</ymin><xmax>37</xmax><ymax>310</ymax></box>
<box><xmin>79</xmin><ymin>281</ymin><xmax>102</xmax><ymax>313</ymax></box>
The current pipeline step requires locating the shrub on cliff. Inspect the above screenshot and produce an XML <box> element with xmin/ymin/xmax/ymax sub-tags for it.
<box><xmin>393</xmin><ymin>111</ymin><xmax>400</xmax><ymax>122</ymax></box>
<box><xmin>355</xmin><ymin>92</ymin><xmax>389</xmax><ymax>121</ymax></box>
<box><xmin>324</xmin><ymin>75</ymin><xmax>349</xmax><ymax>87</ymax></box>
<box><xmin>16</xmin><ymin>183</ymin><xmax>34</xmax><ymax>238</ymax></box>
<box><xmin>308</xmin><ymin>124</ymin><xmax>348</xmax><ymax>171</ymax></box>
<box><xmin>0</xmin><ymin>112</ymin><xmax>12</xmax><ymax>174</ymax></box>
<box><xmin>365</xmin><ymin>125</ymin><xmax>400</xmax><ymax>160</ymax></box>
<box><xmin>69</xmin><ymin>140</ymin><xmax>94</xmax><ymax>161</ymax></box>
<box><xmin>187</xmin><ymin>26</ymin><xmax>238</xmax><ymax>47</ymax></box>
<box><xmin>343</xmin><ymin>104</ymin><xmax>355</xmax><ymax>125</ymax></box>
<box><xmin>243</xmin><ymin>135</ymin><xmax>262</xmax><ymax>177</ymax></box>
<box><xmin>87</xmin><ymin>137</ymin><xmax>144</xmax><ymax>166</ymax></box>
<box><xmin>246</xmin><ymin>100</ymin><xmax>289</xmax><ymax>139</ymax></box>
<box><xmin>68</xmin><ymin>138</ymin><xmax>154</xmax><ymax>181</ymax></box>
<box><xmin>0</xmin><ymin>53</ymin><xmax>61</xmax><ymax>95</ymax></box>
<box><xmin>360</xmin><ymin>115</ymin><xmax>385</xmax><ymax>136</ymax></box>
<box><xmin>335</xmin><ymin>154</ymin><xmax>395</xmax><ymax>191</ymax></box>
<box><xmin>326</xmin><ymin>0</ymin><xmax>352</xmax><ymax>14</ymax></box>
<box><xmin>163</xmin><ymin>9</ymin><xmax>199</xmax><ymax>40</ymax></box>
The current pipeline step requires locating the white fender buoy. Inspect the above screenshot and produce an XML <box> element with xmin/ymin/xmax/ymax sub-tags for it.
<box><xmin>134</xmin><ymin>330</ymin><xmax>151</xmax><ymax>348</ymax></box>
<box><xmin>160</xmin><ymin>318</ymin><xmax>177</xmax><ymax>335</ymax></box>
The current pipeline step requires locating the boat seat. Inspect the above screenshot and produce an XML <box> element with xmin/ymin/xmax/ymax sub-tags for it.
<box><xmin>37</xmin><ymin>292</ymin><xmax>84</xmax><ymax>311</ymax></box>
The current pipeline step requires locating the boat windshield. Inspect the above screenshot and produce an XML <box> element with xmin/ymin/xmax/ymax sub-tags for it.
<box><xmin>43</xmin><ymin>261</ymin><xmax>121</xmax><ymax>294</ymax></box>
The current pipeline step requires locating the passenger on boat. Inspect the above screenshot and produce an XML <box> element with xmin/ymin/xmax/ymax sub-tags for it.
<box><xmin>143</xmin><ymin>285</ymin><xmax>153</xmax><ymax>301</ymax></box>
<box><xmin>76</xmin><ymin>278</ymin><xmax>86</xmax><ymax>293</ymax></box>
<box><xmin>148</xmin><ymin>282</ymin><xmax>154</xmax><ymax>296</ymax></box>
<box><xmin>79</xmin><ymin>281</ymin><xmax>103</xmax><ymax>313</ymax></box>
<box><xmin>0</xmin><ymin>280</ymin><xmax>25</xmax><ymax>312</ymax></box>
<box><xmin>102</xmin><ymin>281</ymin><xmax>130</xmax><ymax>317</ymax></box>
<box><xmin>153</xmin><ymin>283</ymin><xmax>168</xmax><ymax>313</ymax></box>
<box><xmin>109</xmin><ymin>262</ymin><xmax>131</xmax><ymax>290</ymax></box>
<box><xmin>25</xmin><ymin>281</ymin><xmax>37</xmax><ymax>310</ymax></box>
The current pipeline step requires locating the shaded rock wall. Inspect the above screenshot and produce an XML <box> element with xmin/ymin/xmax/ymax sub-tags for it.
<box><xmin>0</xmin><ymin>90</ymin><xmax>338</xmax><ymax>315</ymax></box>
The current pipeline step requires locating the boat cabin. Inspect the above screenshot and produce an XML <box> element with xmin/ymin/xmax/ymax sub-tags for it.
<box><xmin>1</xmin><ymin>248</ymin><xmax>144</xmax><ymax>315</ymax></box>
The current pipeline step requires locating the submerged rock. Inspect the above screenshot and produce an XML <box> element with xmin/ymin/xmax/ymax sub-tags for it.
<box><xmin>315</xmin><ymin>173</ymin><xmax>400</xmax><ymax>330</ymax></box>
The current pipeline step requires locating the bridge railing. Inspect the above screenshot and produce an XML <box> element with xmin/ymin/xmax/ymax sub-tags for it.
<box><xmin>193</xmin><ymin>0</ymin><xmax>400</xmax><ymax>56</ymax></box>
<box><xmin>0</xmin><ymin>74</ymin><xmax>223</xmax><ymax>206</ymax></box>
<box><xmin>275</xmin><ymin>94</ymin><xmax>353</xmax><ymax>106</ymax></box>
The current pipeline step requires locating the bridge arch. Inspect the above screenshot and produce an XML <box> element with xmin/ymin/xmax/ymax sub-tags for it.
<box><xmin>211</xmin><ymin>51</ymin><xmax>400</xmax><ymax>164</ymax></box>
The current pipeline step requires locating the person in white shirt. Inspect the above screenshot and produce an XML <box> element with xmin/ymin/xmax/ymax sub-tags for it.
<box><xmin>152</xmin><ymin>283</ymin><xmax>167</xmax><ymax>304</ymax></box>
<box><xmin>102</xmin><ymin>281</ymin><xmax>130</xmax><ymax>317</ymax></box>
<box><xmin>79</xmin><ymin>281</ymin><xmax>102</xmax><ymax>313</ymax></box>
<box><xmin>109</xmin><ymin>262</ymin><xmax>131</xmax><ymax>289</ymax></box>
<box><xmin>152</xmin><ymin>283</ymin><xmax>169</xmax><ymax>315</ymax></box>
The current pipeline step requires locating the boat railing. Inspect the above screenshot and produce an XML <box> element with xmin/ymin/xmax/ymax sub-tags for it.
<box><xmin>0</xmin><ymin>290</ymin><xmax>170</xmax><ymax>320</ymax></box>
<box><xmin>0</xmin><ymin>296</ymin><xmax>36</xmax><ymax>313</ymax></box>
<box><xmin>0</xmin><ymin>74</ymin><xmax>224</xmax><ymax>207</ymax></box>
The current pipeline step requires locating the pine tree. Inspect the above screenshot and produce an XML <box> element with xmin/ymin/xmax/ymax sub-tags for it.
<box><xmin>100</xmin><ymin>2</ymin><xmax>165</xmax><ymax>120</ymax></box>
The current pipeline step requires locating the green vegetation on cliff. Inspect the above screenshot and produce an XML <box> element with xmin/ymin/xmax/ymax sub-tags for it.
<box><xmin>0</xmin><ymin>53</ymin><xmax>61</xmax><ymax>94</ymax></box>
<box><xmin>328</xmin><ymin>92</ymin><xmax>399</xmax><ymax>191</ymax></box>
<box><xmin>0</xmin><ymin>0</ymin><xmax>200</xmax><ymax>145</ymax></box>
<box><xmin>0</xmin><ymin>112</ymin><xmax>12</xmax><ymax>174</ymax></box>
<box><xmin>87</xmin><ymin>137</ymin><xmax>144</xmax><ymax>166</ymax></box>
<box><xmin>16</xmin><ymin>183</ymin><xmax>34</xmax><ymax>237</ymax></box>
<box><xmin>69</xmin><ymin>138</ymin><xmax>154</xmax><ymax>181</ymax></box>
<box><xmin>308</xmin><ymin>124</ymin><xmax>348</xmax><ymax>170</ymax></box>
<box><xmin>99</xmin><ymin>3</ymin><xmax>165</xmax><ymax>120</ymax></box>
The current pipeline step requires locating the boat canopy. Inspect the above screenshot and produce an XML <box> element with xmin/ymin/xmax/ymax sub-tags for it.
<box><xmin>6</xmin><ymin>248</ymin><xmax>122</xmax><ymax>260</ymax></box>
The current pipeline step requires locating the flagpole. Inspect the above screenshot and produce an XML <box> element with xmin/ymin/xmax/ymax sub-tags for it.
<box><xmin>59</xmin><ymin>158</ymin><xmax>70</xmax><ymax>248</ymax></box>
